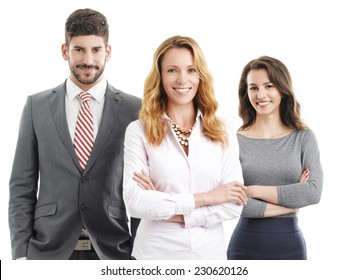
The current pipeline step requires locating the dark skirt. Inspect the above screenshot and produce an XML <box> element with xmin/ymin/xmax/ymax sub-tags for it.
<box><xmin>227</xmin><ymin>217</ymin><xmax>307</xmax><ymax>260</ymax></box>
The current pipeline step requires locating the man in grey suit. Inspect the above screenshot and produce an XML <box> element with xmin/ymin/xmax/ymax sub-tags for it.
<box><xmin>8</xmin><ymin>8</ymin><xmax>141</xmax><ymax>260</ymax></box>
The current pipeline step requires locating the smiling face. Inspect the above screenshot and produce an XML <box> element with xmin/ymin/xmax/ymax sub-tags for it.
<box><xmin>62</xmin><ymin>35</ymin><xmax>111</xmax><ymax>91</ymax></box>
<box><xmin>161</xmin><ymin>47</ymin><xmax>199</xmax><ymax>110</ymax></box>
<box><xmin>247</xmin><ymin>68</ymin><xmax>282</xmax><ymax>118</ymax></box>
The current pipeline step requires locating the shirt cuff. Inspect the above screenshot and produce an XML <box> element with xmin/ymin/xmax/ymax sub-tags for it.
<box><xmin>172</xmin><ymin>193</ymin><xmax>195</xmax><ymax>214</ymax></box>
<box><xmin>183</xmin><ymin>207</ymin><xmax>203</xmax><ymax>228</ymax></box>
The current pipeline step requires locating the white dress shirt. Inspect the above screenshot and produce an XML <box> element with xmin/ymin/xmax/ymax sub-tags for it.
<box><xmin>65</xmin><ymin>78</ymin><xmax>107</xmax><ymax>239</ymax></box>
<box><xmin>123</xmin><ymin>112</ymin><xmax>244</xmax><ymax>259</ymax></box>
<box><xmin>65</xmin><ymin>77</ymin><xmax>107</xmax><ymax>141</ymax></box>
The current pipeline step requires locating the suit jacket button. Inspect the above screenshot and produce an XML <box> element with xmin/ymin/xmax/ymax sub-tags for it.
<box><xmin>80</xmin><ymin>204</ymin><xmax>87</xmax><ymax>211</ymax></box>
<box><xmin>81</xmin><ymin>177</ymin><xmax>87</xmax><ymax>183</ymax></box>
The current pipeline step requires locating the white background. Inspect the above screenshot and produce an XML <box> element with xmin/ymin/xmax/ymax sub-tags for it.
<box><xmin>1</xmin><ymin>0</ymin><xmax>347</xmax><ymax>279</ymax></box>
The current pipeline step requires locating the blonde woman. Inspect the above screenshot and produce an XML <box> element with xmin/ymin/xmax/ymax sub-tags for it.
<box><xmin>123</xmin><ymin>35</ymin><xmax>246</xmax><ymax>259</ymax></box>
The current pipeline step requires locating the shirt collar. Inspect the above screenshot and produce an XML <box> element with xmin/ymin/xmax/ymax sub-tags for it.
<box><xmin>66</xmin><ymin>77</ymin><xmax>107</xmax><ymax>103</ymax></box>
<box><xmin>163</xmin><ymin>109</ymin><xmax>203</xmax><ymax>122</ymax></box>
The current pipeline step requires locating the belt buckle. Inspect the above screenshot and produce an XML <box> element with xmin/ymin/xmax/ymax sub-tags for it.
<box><xmin>74</xmin><ymin>239</ymin><xmax>92</xmax><ymax>251</ymax></box>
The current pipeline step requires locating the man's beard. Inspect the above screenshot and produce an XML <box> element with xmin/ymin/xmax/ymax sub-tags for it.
<box><xmin>70</xmin><ymin>63</ymin><xmax>105</xmax><ymax>85</ymax></box>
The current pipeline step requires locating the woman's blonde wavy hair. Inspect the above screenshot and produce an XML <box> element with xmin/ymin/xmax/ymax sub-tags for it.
<box><xmin>139</xmin><ymin>35</ymin><xmax>227</xmax><ymax>146</ymax></box>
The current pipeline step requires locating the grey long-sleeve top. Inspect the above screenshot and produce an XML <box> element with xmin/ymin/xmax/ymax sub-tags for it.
<box><xmin>238</xmin><ymin>129</ymin><xmax>323</xmax><ymax>218</ymax></box>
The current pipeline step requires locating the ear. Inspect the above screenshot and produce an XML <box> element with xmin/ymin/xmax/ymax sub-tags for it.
<box><xmin>105</xmin><ymin>44</ymin><xmax>112</xmax><ymax>62</ymax></box>
<box><xmin>61</xmin><ymin>43</ymin><xmax>69</xmax><ymax>61</ymax></box>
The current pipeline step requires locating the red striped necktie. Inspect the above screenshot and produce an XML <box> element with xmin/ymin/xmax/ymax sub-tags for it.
<box><xmin>73</xmin><ymin>92</ymin><xmax>94</xmax><ymax>171</ymax></box>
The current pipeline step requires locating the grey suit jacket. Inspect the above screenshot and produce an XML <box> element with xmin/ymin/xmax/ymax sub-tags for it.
<box><xmin>9</xmin><ymin>81</ymin><xmax>141</xmax><ymax>260</ymax></box>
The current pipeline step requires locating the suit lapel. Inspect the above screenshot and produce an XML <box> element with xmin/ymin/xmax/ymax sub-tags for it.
<box><xmin>49</xmin><ymin>82</ymin><xmax>83</xmax><ymax>172</ymax></box>
<box><xmin>83</xmin><ymin>84</ymin><xmax>122</xmax><ymax>174</ymax></box>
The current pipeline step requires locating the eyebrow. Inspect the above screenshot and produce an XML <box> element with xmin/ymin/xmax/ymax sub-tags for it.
<box><xmin>248</xmin><ymin>81</ymin><xmax>273</xmax><ymax>86</ymax></box>
<box><xmin>72</xmin><ymin>46</ymin><xmax>103</xmax><ymax>49</ymax></box>
<box><xmin>164</xmin><ymin>65</ymin><xmax>196</xmax><ymax>68</ymax></box>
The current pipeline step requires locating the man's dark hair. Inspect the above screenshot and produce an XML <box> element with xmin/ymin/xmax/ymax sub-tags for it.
<box><xmin>65</xmin><ymin>8</ymin><xmax>109</xmax><ymax>45</ymax></box>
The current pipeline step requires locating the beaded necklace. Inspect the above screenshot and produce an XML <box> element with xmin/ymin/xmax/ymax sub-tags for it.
<box><xmin>171</xmin><ymin>123</ymin><xmax>193</xmax><ymax>146</ymax></box>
